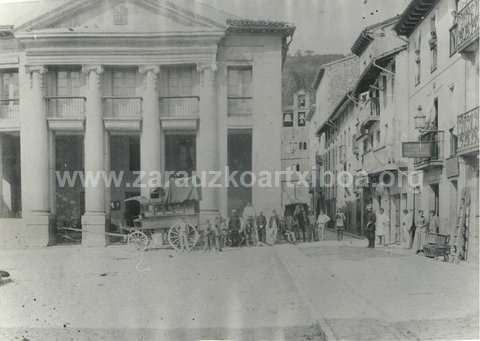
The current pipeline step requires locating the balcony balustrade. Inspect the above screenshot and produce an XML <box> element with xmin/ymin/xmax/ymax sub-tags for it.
<box><xmin>456</xmin><ymin>0</ymin><xmax>479</xmax><ymax>53</ymax></box>
<box><xmin>457</xmin><ymin>106</ymin><xmax>479</xmax><ymax>155</ymax></box>
<box><xmin>414</xmin><ymin>131</ymin><xmax>444</xmax><ymax>169</ymax></box>
<box><xmin>228</xmin><ymin>97</ymin><xmax>253</xmax><ymax>116</ymax></box>
<box><xmin>357</xmin><ymin>97</ymin><xmax>380</xmax><ymax>135</ymax></box>
<box><xmin>0</xmin><ymin>99</ymin><xmax>19</xmax><ymax>120</ymax></box>
<box><xmin>159</xmin><ymin>96</ymin><xmax>199</xmax><ymax>117</ymax></box>
<box><xmin>46</xmin><ymin>96</ymin><xmax>86</xmax><ymax>117</ymax></box>
<box><xmin>103</xmin><ymin>97</ymin><xmax>142</xmax><ymax>117</ymax></box>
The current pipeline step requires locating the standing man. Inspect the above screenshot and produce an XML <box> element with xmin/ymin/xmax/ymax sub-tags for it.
<box><xmin>294</xmin><ymin>205</ymin><xmax>307</xmax><ymax>242</ymax></box>
<box><xmin>376</xmin><ymin>208</ymin><xmax>388</xmax><ymax>246</ymax></box>
<box><xmin>335</xmin><ymin>209</ymin><xmax>346</xmax><ymax>242</ymax></box>
<box><xmin>228</xmin><ymin>209</ymin><xmax>241</xmax><ymax>247</ymax></box>
<box><xmin>366</xmin><ymin>205</ymin><xmax>376</xmax><ymax>248</ymax></box>
<box><xmin>308</xmin><ymin>210</ymin><xmax>316</xmax><ymax>242</ymax></box>
<box><xmin>256</xmin><ymin>211</ymin><xmax>267</xmax><ymax>244</ymax></box>
<box><xmin>243</xmin><ymin>202</ymin><xmax>257</xmax><ymax>246</ymax></box>
<box><xmin>316</xmin><ymin>209</ymin><xmax>331</xmax><ymax>241</ymax></box>
<box><xmin>428</xmin><ymin>210</ymin><xmax>440</xmax><ymax>234</ymax></box>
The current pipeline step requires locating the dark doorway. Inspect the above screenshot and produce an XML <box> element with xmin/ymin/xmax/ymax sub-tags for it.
<box><xmin>228</xmin><ymin>129</ymin><xmax>252</xmax><ymax>215</ymax></box>
<box><xmin>165</xmin><ymin>134</ymin><xmax>196</xmax><ymax>176</ymax></box>
<box><xmin>54</xmin><ymin>135</ymin><xmax>84</xmax><ymax>245</ymax></box>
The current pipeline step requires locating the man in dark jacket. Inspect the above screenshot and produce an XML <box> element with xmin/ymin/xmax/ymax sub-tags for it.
<box><xmin>256</xmin><ymin>211</ymin><xmax>267</xmax><ymax>244</ymax></box>
<box><xmin>228</xmin><ymin>209</ymin><xmax>241</xmax><ymax>247</ymax></box>
<box><xmin>366</xmin><ymin>205</ymin><xmax>376</xmax><ymax>248</ymax></box>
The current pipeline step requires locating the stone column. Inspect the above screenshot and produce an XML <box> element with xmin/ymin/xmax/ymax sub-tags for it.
<box><xmin>139</xmin><ymin>65</ymin><xmax>161</xmax><ymax>198</ymax></box>
<box><xmin>81</xmin><ymin>65</ymin><xmax>106</xmax><ymax>246</ymax></box>
<box><xmin>23</xmin><ymin>66</ymin><xmax>50</xmax><ymax>246</ymax></box>
<box><xmin>197</xmin><ymin>63</ymin><xmax>219</xmax><ymax>223</ymax></box>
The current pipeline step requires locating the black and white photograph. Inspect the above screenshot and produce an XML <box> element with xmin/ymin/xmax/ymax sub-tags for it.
<box><xmin>0</xmin><ymin>0</ymin><xmax>478</xmax><ymax>340</ymax></box>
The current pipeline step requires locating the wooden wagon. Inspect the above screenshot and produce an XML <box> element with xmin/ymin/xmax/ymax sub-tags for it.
<box><xmin>125</xmin><ymin>177</ymin><xmax>201</xmax><ymax>251</ymax></box>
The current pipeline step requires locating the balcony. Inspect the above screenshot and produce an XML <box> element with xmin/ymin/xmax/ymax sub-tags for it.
<box><xmin>46</xmin><ymin>97</ymin><xmax>86</xmax><ymax>117</ymax></box>
<box><xmin>159</xmin><ymin>96</ymin><xmax>199</xmax><ymax>131</ymax></box>
<box><xmin>414</xmin><ymin>132</ymin><xmax>444</xmax><ymax>170</ymax></box>
<box><xmin>457</xmin><ymin>106</ymin><xmax>479</xmax><ymax>156</ymax></box>
<box><xmin>0</xmin><ymin>99</ymin><xmax>20</xmax><ymax>131</ymax></box>
<box><xmin>103</xmin><ymin>97</ymin><xmax>142</xmax><ymax>131</ymax></box>
<box><xmin>456</xmin><ymin>0</ymin><xmax>479</xmax><ymax>53</ymax></box>
<box><xmin>228</xmin><ymin>97</ymin><xmax>253</xmax><ymax>116</ymax></box>
<box><xmin>46</xmin><ymin>96</ymin><xmax>86</xmax><ymax>131</ymax></box>
<box><xmin>358</xmin><ymin>97</ymin><xmax>380</xmax><ymax>133</ymax></box>
<box><xmin>0</xmin><ymin>99</ymin><xmax>19</xmax><ymax>120</ymax></box>
<box><xmin>159</xmin><ymin>96</ymin><xmax>199</xmax><ymax>117</ymax></box>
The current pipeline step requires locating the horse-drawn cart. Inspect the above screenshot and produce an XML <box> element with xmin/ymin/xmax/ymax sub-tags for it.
<box><xmin>125</xmin><ymin>177</ymin><xmax>201</xmax><ymax>251</ymax></box>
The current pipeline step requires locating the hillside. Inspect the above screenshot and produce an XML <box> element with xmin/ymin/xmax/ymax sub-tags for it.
<box><xmin>283</xmin><ymin>52</ymin><xmax>344</xmax><ymax>107</ymax></box>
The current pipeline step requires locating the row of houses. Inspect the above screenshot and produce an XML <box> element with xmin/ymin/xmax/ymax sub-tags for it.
<box><xmin>309</xmin><ymin>0</ymin><xmax>478</xmax><ymax>262</ymax></box>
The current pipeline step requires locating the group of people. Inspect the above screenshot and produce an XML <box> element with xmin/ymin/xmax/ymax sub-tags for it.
<box><xmin>200</xmin><ymin>203</ymin><xmax>445</xmax><ymax>251</ymax></box>
<box><xmin>201</xmin><ymin>203</ymin><xmax>281</xmax><ymax>251</ymax></box>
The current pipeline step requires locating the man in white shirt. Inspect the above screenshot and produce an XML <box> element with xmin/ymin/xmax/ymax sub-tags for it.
<box><xmin>316</xmin><ymin>209</ymin><xmax>331</xmax><ymax>241</ymax></box>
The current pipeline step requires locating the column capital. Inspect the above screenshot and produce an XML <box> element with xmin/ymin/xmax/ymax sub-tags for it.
<box><xmin>197</xmin><ymin>62</ymin><xmax>217</xmax><ymax>73</ymax></box>
<box><xmin>82</xmin><ymin>64</ymin><xmax>104</xmax><ymax>75</ymax></box>
<box><xmin>139</xmin><ymin>65</ymin><xmax>160</xmax><ymax>75</ymax></box>
<box><xmin>27</xmin><ymin>65</ymin><xmax>47</xmax><ymax>74</ymax></box>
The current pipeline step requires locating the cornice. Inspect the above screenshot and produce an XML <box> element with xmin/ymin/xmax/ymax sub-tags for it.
<box><xmin>14</xmin><ymin>30</ymin><xmax>226</xmax><ymax>41</ymax></box>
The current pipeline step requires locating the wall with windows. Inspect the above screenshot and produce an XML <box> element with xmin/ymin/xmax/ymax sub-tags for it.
<box><xmin>407</xmin><ymin>0</ymin><xmax>469</xmax><ymax>235</ymax></box>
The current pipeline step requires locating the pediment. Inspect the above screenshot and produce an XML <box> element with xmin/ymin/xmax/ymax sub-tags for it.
<box><xmin>15</xmin><ymin>0</ymin><xmax>229</xmax><ymax>34</ymax></box>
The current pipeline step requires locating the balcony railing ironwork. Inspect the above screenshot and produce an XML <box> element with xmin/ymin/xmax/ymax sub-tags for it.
<box><xmin>0</xmin><ymin>99</ymin><xmax>19</xmax><ymax>120</ymax></box>
<box><xmin>457</xmin><ymin>106</ymin><xmax>479</xmax><ymax>155</ymax></box>
<box><xmin>228</xmin><ymin>97</ymin><xmax>253</xmax><ymax>116</ymax></box>
<box><xmin>455</xmin><ymin>0</ymin><xmax>479</xmax><ymax>53</ymax></box>
<box><xmin>414</xmin><ymin>131</ymin><xmax>444</xmax><ymax>169</ymax></box>
<box><xmin>358</xmin><ymin>97</ymin><xmax>380</xmax><ymax>133</ymax></box>
<box><xmin>159</xmin><ymin>96</ymin><xmax>199</xmax><ymax>117</ymax></box>
<box><xmin>46</xmin><ymin>96</ymin><xmax>86</xmax><ymax>117</ymax></box>
<box><xmin>103</xmin><ymin>97</ymin><xmax>142</xmax><ymax>117</ymax></box>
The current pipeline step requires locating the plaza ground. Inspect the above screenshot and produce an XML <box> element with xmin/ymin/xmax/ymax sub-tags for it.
<box><xmin>0</xmin><ymin>231</ymin><xmax>478</xmax><ymax>341</ymax></box>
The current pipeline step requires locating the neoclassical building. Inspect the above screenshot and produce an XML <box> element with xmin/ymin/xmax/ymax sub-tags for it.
<box><xmin>0</xmin><ymin>0</ymin><xmax>294</xmax><ymax>247</ymax></box>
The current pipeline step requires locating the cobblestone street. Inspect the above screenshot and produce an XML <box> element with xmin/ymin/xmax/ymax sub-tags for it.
<box><xmin>0</xmin><ymin>233</ymin><xmax>477</xmax><ymax>340</ymax></box>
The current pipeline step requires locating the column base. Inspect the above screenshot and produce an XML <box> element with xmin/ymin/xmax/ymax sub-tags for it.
<box><xmin>81</xmin><ymin>212</ymin><xmax>107</xmax><ymax>247</ymax></box>
<box><xmin>24</xmin><ymin>213</ymin><xmax>50</xmax><ymax>248</ymax></box>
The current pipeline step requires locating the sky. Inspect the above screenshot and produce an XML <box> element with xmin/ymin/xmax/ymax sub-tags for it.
<box><xmin>203</xmin><ymin>0</ymin><xmax>410</xmax><ymax>55</ymax></box>
<box><xmin>0</xmin><ymin>0</ymin><xmax>411</xmax><ymax>55</ymax></box>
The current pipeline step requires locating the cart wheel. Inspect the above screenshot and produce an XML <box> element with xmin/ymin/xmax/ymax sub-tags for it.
<box><xmin>168</xmin><ymin>222</ymin><xmax>199</xmax><ymax>251</ymax></box>
<box><xmin>127</xmin><ymin>231</ymin><xmax>149</xmax><ymax>251</ymax></box>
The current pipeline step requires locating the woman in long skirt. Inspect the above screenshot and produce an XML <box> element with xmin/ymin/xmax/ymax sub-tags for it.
<box><xmin>266</xmin><ymin>210</ymin><xmax>280</xmax><ymax>245</ymax></box>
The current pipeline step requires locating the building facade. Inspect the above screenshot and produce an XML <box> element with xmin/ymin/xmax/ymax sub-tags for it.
<box><xmin>0</xmin><ymin>0</ymin><xmax>294</xmax><ymax>247</ymax></box>
<box><xmin>395</xmin><ymin>0</ymin><xmax>479</xmax><ymax>262</ymax></box>
<box><xmin>281</xmin><ymin>90</ymin><xmax>311</xmax><ymax>208</ymax></box>
<box><xmin>313</xmin><ymin>17</ymin><xmax>412</xmax><ymax>240</ymax></box>
<box><xmin>309</xmin><ymin>55</ymin><xmax>359</xmax><ymax>221</ymax></box>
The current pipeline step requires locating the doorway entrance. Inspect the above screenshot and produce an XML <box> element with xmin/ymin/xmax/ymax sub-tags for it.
<box><xmin>227</xmin><ymin>129</ymin><xmax>252</xmax><ymax>214</ymax></box>
<box><xmin>53</xmin><ymin>135</ymin><xmax>84</xmax><ymax>244</ymax></box>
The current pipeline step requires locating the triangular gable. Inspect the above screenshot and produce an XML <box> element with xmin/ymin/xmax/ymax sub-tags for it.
<box><xmin>14</xmin><ymin>0</ymin><xmax>235</xmax><ymax>34</ymax></box>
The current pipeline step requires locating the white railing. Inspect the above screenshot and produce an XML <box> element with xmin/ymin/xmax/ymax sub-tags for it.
<box><xmin>46</xmin><ymin>97</ymin><xmax>86</xmax><ymax>117</ymax></box>
<box><xmin>103</xmin><ymin>97</ymin><xmax>142</xmax><ymax>117</ymax></box>
<box><xmin>159</xmin><ymin>96</ymin><xmax>199</xmax><ymax>117</ymax></box>
<box><xmin>0</xmin><ymin>99</ymin><xmax>19</xmax><ymax>120</ymax></box>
